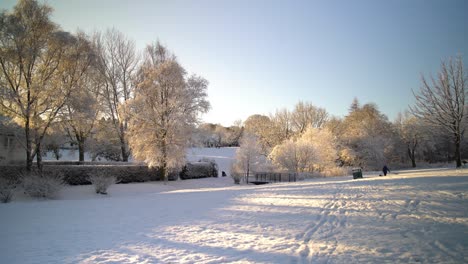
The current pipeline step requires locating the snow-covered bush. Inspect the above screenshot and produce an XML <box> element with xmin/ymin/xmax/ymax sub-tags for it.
<box><xmin>230</xmin><ymin>168</ymin><xmax>246</xmax><ymax>184</ymax></box>
<box><xmin>0</xmin><ymin>178</ymin><xmax>15</xmax><ymax>203</ymax></box>
<box><xmin>199</xmin><ymin>158</ymin><xmax>219</xmax><ymax>177</ymax></box>
<box><xmin>180</xmin><ymin>161</ymin><xmax>218</xmax><ymax>180</ymax></box>
<box><xmin>88</xmin><ymin>171</ymin><xmax>116</xmax><ymax>195</ymax></box>
<box><xmin>22</xmin><ymin>172</ymin><xmax>64</xmax><ymax>199</ymax></box>
<box><xmin>299</xmin><ymin>127</ymin><xmax>338</xmax><ymax>170</ymax></box>
<box><xmin>231</xmin><ymin>173</ymin><xmax>242</xmax><ymax>184</ymax></box>
<box><xmin>232</xmin><ymin>133</ymin><xmax>266</xmax><ymax>176</ymax></box>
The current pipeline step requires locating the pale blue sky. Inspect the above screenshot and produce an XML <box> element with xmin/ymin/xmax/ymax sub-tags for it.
<box><xmin>2</xmin><ymin>0</ymin><xmax>467</xmax><ymax>126</ymax></box>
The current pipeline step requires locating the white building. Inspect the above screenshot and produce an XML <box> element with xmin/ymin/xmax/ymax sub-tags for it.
<box><xmin>0</xmin><ymin>116</ymin><xmax>24</xmax><ymax>164</ymax></box>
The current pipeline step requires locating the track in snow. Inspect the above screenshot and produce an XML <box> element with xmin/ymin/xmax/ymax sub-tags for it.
<box><xmin>0</xmin><ymin>168</ymin><xmax>467</xmax><ymax>263</ymax></box>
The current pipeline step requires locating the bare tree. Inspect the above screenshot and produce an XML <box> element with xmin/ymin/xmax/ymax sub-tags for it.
<box><xmin>60</xmin><ymin>34</ymin><xmax>102</xmax><ymax>162</ymax></box>
<box><xmin>0</xmin><ymin>0</ymin><xmax>81</xmax><ymax>171</ymax></box>
<box><xmin>94</xmin><ymin>29</ymin><xmax>138</xmax><ymax>162</ymax></box>
<box><xmin>394</xmin><ymin>112</ymin><xmax>425</xmax><ymax>168</ymax></box>
<box><xmin>410</xmin><ymin>56</ymin><xmax>467</xmax><ymax>167</ymax></box>
<box><xmin>226</xmin><ymin>120</ymin><xmax>244</xmax><ymax>146</ymax></box>
<box><xmin>270</xmin><ymin>108</ymin><xmax>293</xmax><ymax>144</ymax></box>
<box><xmin>291</xmin><ymin>101</ymin><xmax>328</xmax><ymax>134</ymax></box>
<box><xmin>87</xmin><ymin>117</ymin><xmax>122</xmax><ymax>161</ymax></box>
<box><xmin>244</xmin><ymin>114</ymin><xmax>276</xmax><ymax>154</ymax></box>
<box><xmin>125</xmin><ymin>42</ymin><xmax>210</xmax><ymax>182</ymax></box>
<box><xmin>232</xmin><ymin>133</ymin><xmax>265</xmax><ymax>176</ymax></box>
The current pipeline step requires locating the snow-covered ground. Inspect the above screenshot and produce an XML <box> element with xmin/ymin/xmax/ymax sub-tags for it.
<box><xmin>186</xmin><ymin>147</ymin><xmax>237</xmax><ymax>175</ymax></box>
<box><xmin>43</xmin><ymin>147</ymin><xmax>238</xmax><ymax>176</ymax></box>
<box><xmin>1</xmin><ymin>167</ymin><xmax>467</xmax><ymax>263</ymax></box>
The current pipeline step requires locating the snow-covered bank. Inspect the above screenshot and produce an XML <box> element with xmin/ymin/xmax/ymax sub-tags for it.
<box><xmin>42</xmin><ymin>147</ymin><xmax>238</xmax><ymax>175</ymax></box>
<box><xmin>1</xmin><ymin>168</ymin><xmax>467</xmax><ymax>263</ymax></box>
<box><xmin>186</xmin><ymin>147</ymin><xmax>237</xmax><ymax>175</ymax></box>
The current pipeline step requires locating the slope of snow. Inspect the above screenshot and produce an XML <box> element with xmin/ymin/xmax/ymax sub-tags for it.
<box><xmin>42</xmin><ymin>148</ymin><xmax>95</xmax><ymax>162</ymax></box>
<box><xmin>42</xmin><ymin>147</ymin><xmax>238</xmax><ymax>175</ymax></box>
<box><xmin>1</xmin><ymin>168</ymin><xmax>467</xmax><ymax>263</ymax></box>
<box><xmin>186</xmin><ymin>147</ymin><xmax>237</xmax><ymax>175</ymax></box>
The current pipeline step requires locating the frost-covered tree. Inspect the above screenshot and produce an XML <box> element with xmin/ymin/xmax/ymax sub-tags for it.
<box><xmin>394</xmin><ymin>112</ymin><xmax>425</xmax><ymax>167</ymax></box>
<box><xmin>193</xmin><ymin>122</ymin><xmax>243</xmax><ymax>147</ymax></box>
<box><xmin>300</xmin><ymin>127</ymin><xmax>338</xmax><ymax>170</ymax></box>
<box><xmin>244</xmin><ymin>114</ymin><xmax>276</xmax><ymax>154</ymax></box>
<box><xmin>60</xmin><ymin>33</ymin><xmax>100</xmax><ymax>162</ymax></box>
<box><xmin>232</xmin><ymin>133</ymin><xmax>265</xmax><ymax>176</ymax></box>
<box><xmin>270</xmin><ymin>126</ymin><xmax>338</xmax><ymax>173</ymax></box>
<box><xmin>93</xmin><ymin>29</ymin><xmax>138</xmax><ymax>162</ymax></box>
<box><xmin>125</xmin><ymin>42</ymin><xmax>210</xmax><ymax>181</ymax></box>
<box><xmin>0</xmin><ymin>0</ymin><xmax>86</xmax><ymax>171</ymax></box>
<box><xmin>88</xmin><ymin>118</ymin><xmax>122</xmax><ymax>161</ymax></box>
<box><xmin>192</xmin><ymin>123</ymin><xmax>217</xmax><ymax>147</ymax></box>
<box><xmin>227</xmin><ymin>119</ymin><xmax>244</xmax><ymax>146</ymax></box>
<box><xmin>213</xmin><ymin>125</ymin><xmax>228</xmax><ymax>147</ymax></box>
<box><xmin>269</xmin><ymin>138</ymin><xmax>317</xmax><ymax>173</ymax></box>
<box><xmin>291</xmin><ymin>101</ymin><xmax>328</xmax><ymax>134</ymax></box>
<box><xmin>270</xmin><ymin>108</ymin><xmax>293</xmax><ymax>145</ymax></box>
<box><xmin>339</xmin><ymin>102</ymin><xmax>395</xmax><ymax>169</ymax></box>
<box><xmin>410</xmin><ymin>56</ymin><xmax>467</xmax><ymax>167</ymax></box>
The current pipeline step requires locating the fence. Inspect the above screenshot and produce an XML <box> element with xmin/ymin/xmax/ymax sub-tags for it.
<box><xmin>246</xmin><ymin>172</ymin><xmax>297</xmax><ymax>184</ymax></box>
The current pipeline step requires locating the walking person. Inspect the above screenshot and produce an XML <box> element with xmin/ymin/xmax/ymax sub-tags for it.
<box><xmin>382</xmin><ymin>165</ymin><xmax>390</xmax><ymax>176</ymax></box>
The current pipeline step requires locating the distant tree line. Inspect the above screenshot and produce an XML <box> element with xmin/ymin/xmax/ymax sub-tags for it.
<box><xmin>231</xmin><ymin>57</ymin><xmax>467</xmax><ymax>174</ymax></box>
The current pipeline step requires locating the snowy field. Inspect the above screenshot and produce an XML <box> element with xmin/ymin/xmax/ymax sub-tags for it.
<box><xmin>42</xmin><ymin>147</ymin><xmax>237</xmax><ymax>176</ymax></box>
<box><xmin>1</xmin><ymin>166</ymin><xmax>467</xmax><ymax>263</ymax></box>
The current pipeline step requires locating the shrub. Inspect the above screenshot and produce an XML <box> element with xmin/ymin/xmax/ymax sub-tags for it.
<box><xmin>55</xmin><ymin>164</ymin><xmax>162</xmax><ymax>185</ymax></box>
<box><xmin>180</xmin><ymin>161</ymin><xmax>218</xmax><ymax>180</ymax></box>
<box><xmin>199</xmin><ymin>158</ymin><xmax>219</xmax><ymax>177</ymax></box>
<box><xmin>88</xmin><ymin>171</ymin><xmax>116</xmax><ymax>195</ymax></box>
<box><xmin>22</xmin><ymin>172</ymin><xmax>64</xmax><ymax>199</ymax></box>
<box><xmin>231</xmin><ymin>173</ymin><xmax>242</xmax><ymax>184</ymax></box>
<box><xmin>0</xmin><ymin>164</ymin><xmax>164</xmax><ymax>185</ymax></box>
<box><xmin>0</xmin><ymin>178</ymin><xmax>15</xmax><ymax>203</ymax></box>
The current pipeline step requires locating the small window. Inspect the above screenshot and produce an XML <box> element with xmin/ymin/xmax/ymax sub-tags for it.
<box><xmin>3</xmin><ymin>135</ymin><xmax>14</xmax><ymax>149</ymax></box>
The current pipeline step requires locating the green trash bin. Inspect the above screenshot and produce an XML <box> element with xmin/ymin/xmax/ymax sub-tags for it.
<box><xmin>352</xmin><ymin>168</ymin><xmax>363</xmax><ymax>179</ymax></box>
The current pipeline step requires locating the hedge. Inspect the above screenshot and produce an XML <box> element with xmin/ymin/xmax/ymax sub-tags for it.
<box><xmin>0</xmin><ymin>164</ymin><xmax>164</xmax><ymax>185</ymax></box>
<box><xmin>180</xmin><ymin>161</ymin><xmax>218</xmax><ymax>180</ymax></box>
<box><xmin>0</xmin><ymin>160</ymin><xmax>218</xmax><ymax>185</ymax></box>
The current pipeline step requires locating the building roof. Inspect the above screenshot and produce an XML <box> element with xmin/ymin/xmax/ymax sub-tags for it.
<box><xmin>0</xmin><ymin>115</ymin><xmax>21</xmax><ymax>135</ymax></box>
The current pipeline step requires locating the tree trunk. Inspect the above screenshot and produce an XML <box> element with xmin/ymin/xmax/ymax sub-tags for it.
<box><xmin>246</xmin><ymin>161</ymin><xmax>249</xmax><ymax>184</ymax></box>
<box><xmin>161</xmin><ymin>139</ymin><xmax>168</xmax><ymax>184</ymax></box>
<box><xmin>408</xmin><ymin>147</ymin><xmax>416</xmax><ymax>168</ymax></box>
<box><xmin>36</xmin><ymin>141</ymin><xmax>43</xmax><ymax>173</ymax></box>
<box><xmin>121</xmin><ymin>144</ymin><xmax>128</xmax><ymax>162</ymax></box>
<box><xmin>120</xmin><ymin>124</ymin><xmax>128</xmax><ymax>162</ymax></box>
<box><xmin>25</xmin><ymin>125</ymin><xmax>33</xmax><ymax>172</ymax></box>
<box><xmin>411</xmin><ymin>154</ymin><xmax>416</xmax><ymax>168</ymax></box>
<box><xmin>455</xmin><ymin>133</ymin><xmax>462</xmax><ymax>168</ymax></box>
<box><xmin>78</xmin><ymin>139</ymin><xmax>85</xmax><ymax>163</ymax></box>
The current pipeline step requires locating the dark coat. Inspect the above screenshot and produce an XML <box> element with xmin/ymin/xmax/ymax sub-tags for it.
<box><xmin>383</xmin><ymin>165</ymin><xmax>390</xmax><ymax>173</ymax></box>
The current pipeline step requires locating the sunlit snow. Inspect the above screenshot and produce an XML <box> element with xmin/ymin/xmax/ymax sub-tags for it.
<box><xmin>1</xmin><ymin>149</ymin><xmax>467</xmax><ymax>263</ymax></box>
